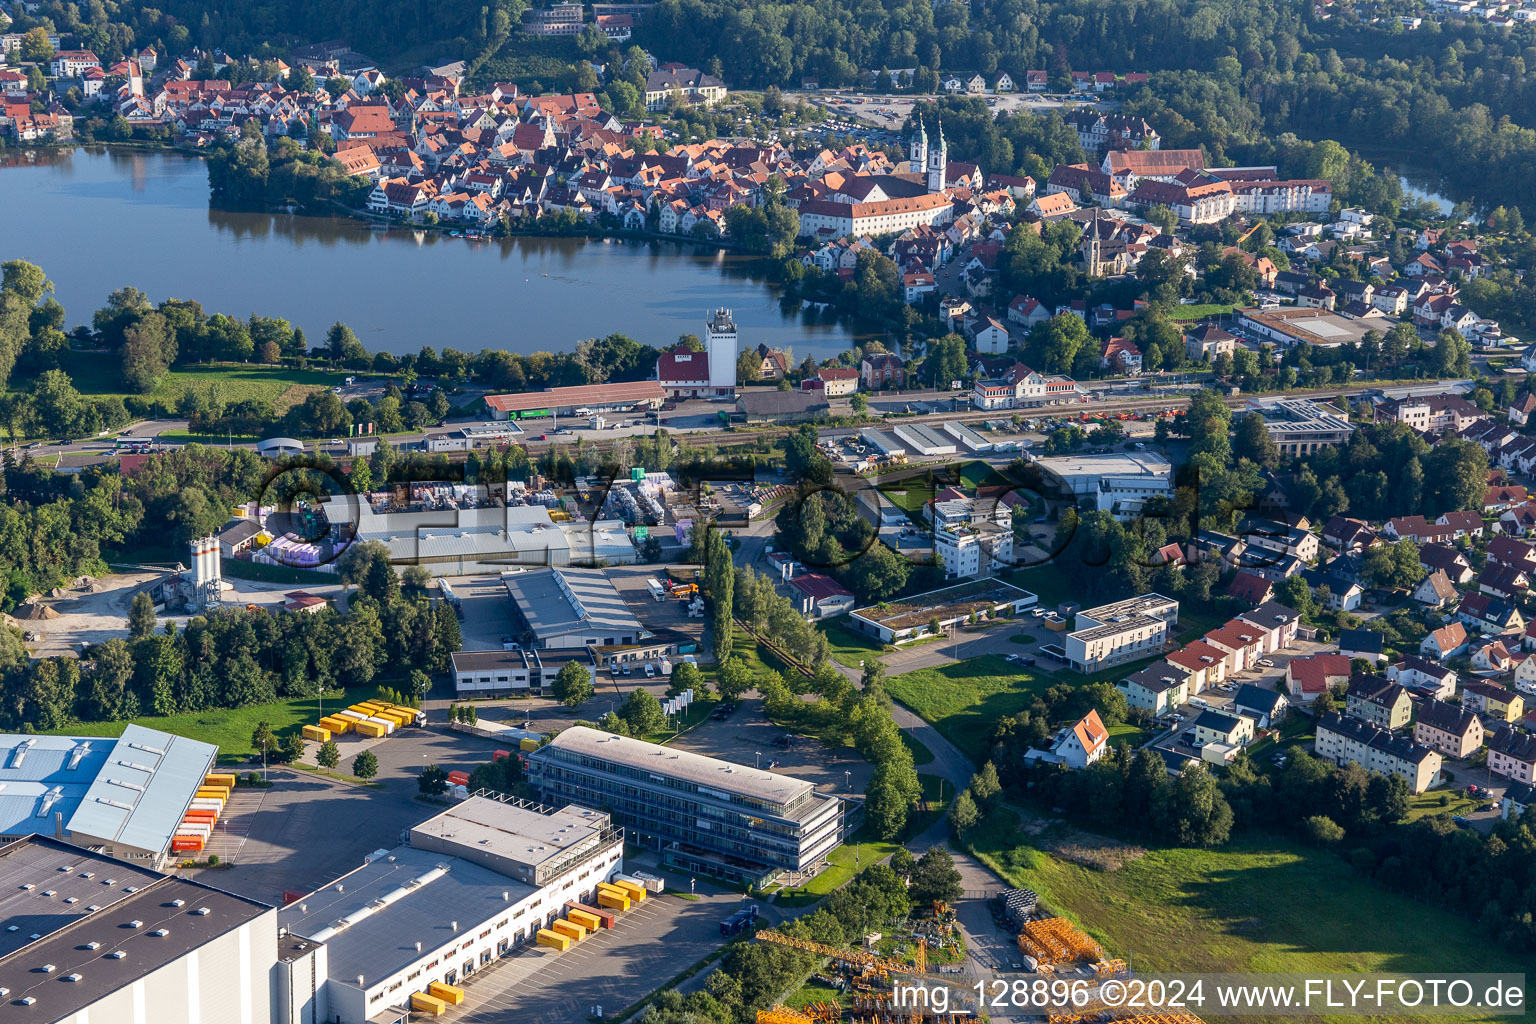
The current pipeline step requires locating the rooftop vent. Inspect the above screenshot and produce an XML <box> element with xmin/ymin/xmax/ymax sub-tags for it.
<box><xmin>193</xmin><ymin>908</ymin><xmax>210</xmax><ymax>916</ymax></box>
<box><xmin>19</xmin><ymin>996</ymin><xmax>35</xmax><ymax>1006</ymax></box>
<box><xmin>83</xmin><ymin>942</ymin><xmax>100</xmax><ymax>951</ymax></box>
<box><xmin>81</xmin><ymin>872</ymin><xmax>93</xmax><ymax>879</ymax></box>
<box><xmin>40</xmin><ymin>964</ymin><xmax>55</xmax><ymax>973</ymax></box>
<box><xmin>107</xmin><ymin>951</ymin><xmax>126</xmax><ymax>960</ymax></box>
<box><xmin>126</xmin><ymin>920</ymin><xmax>143</xmax><ymax>929</ymax></box>
<box><xmin>64</xmin><ymin>974</ymin><xmax>82</xmax><ymax>982</ymax></box>
<box><xmin>170</xmin><ymin>899</ymin><xmax>185</xmax><ymax>908</ymax></box>
<box><xmin>150</xmin><ymin>929</ymin><xmax>168</xmax><ymax>937</ymax></box>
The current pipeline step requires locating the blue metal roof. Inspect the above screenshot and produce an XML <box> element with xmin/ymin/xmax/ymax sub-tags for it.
<box><xmin>66</xmin><ymin>725</ymin><xmax>217</xmax><ymax>854</ymax></box>
<box><xmin>0</xmin><ymin>735</ymin><xmax>113</xmax><ymax>839</ymax></box>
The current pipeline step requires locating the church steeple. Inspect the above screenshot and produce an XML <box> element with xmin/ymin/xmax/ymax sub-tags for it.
<box><xmin>909</xmin><ymin>116</ymin><xmax>928</xmax><ymax>176</ymax></box>
<box><xmin>926</xmin><ymin>116</ymin><xmax>947</xmax><ymax>193</ymax></box>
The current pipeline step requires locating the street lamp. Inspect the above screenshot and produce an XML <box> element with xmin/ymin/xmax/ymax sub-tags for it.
<box><xmin>845</xmin><ymin>770</ymin><xmax>852</xmax><ymax>792</ymax></box>
<box><xmin>756</xmin><ymin>751</ymin><xmax>762</xmax><ymax>769</ymax></box>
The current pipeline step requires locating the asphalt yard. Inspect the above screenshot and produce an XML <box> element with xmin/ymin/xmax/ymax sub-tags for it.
<box><xmin>446</xmin><ymin>888</ymin><xmax>783</xmax><ymax>1024</ymax></box>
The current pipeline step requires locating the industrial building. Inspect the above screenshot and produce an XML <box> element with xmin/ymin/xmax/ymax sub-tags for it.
<box><xmin>526</xmin><ymin>726</ymin><xmax>845</xmax><ymax>886</ymax></box>
<box><xmin>0</xmin><ymin>835</ymin><xmax>277</xmax><ymax>1024</ymax></box>
<box><xmin>1235</xmin><ymin>306</ymin><xmax>1387</xmax><ymax>349</ymax></box>
<box><xmin>892</xmin><ymin>423</ymin><xmax>958</xmax><ymax>456</ymax></box>
<box><xmin>483</xmin><ymin>379</ymin><xmax>665</xmax><ymax>419</ymax></box>
<box><xmin>449</xmin><ymin>648</ymin><xmax>594</xmax><ymax>697</ymax></box>
<box><xmin>1034</xmin><ymin>451</ymin><xmax>1173</xmax><ymax>520</ymax></box>
<box><xmin>503</xmin><ymin>566</ymin><xmax>646</xmax><ymax>650</ymax></box>
<box><xmin>319</xmin><ymin>501</ymin><xmax>636</xmax><ymax>574</ymax></box>
<box><xmin>278</xmin><ymin>797</ymin><xmax>625</xmax><ymax>1024</ymax></box>
<box><xmin>0</xmin><ymin>726</ymin><xmax>218</xmax><ymax>870</ymax></box>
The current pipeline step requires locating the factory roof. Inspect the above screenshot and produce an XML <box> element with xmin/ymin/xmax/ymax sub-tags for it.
<box><xmin>485</xmin><ymin>380</ymin><xmax>664</xmax><ymax>413</ymax></box>
<box><xmin>279</xmin><ymin>846</ymin><xmax>537</xmax><ymax>990</ymax></box>
<box><xmin>539</xmin><ymin>726</ymin><xmax>813</xmax><ymax>808</ymax></box>
<box><xmin>0</xmin><ymin>836</ymin><xmax>271</xmax><ymax>1022</ymax></box>
<box><xmin>0</xmin><ymin>725</ymin><xmax>216</xmax><ymax>858</ymax></box>
<box><xmin>410</xmin><ymin>799</ymin><xmax>609</xmax><ymax>872</ymax></box>
<box><xmin>503</xmin><ymin>567</ymin><xmax>643</xmax><ymax>641</ymax></box>
<box><xmin>1034</xmin><ymin>451</ymin><xmax>1172</xmax><ymax>486</ymax></box>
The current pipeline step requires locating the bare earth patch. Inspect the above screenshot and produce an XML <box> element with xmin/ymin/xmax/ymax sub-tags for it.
<box><xmin>1007</xmin><ymin>804</ymin><xmax>1146</xmax><ymax>871</ymax></box>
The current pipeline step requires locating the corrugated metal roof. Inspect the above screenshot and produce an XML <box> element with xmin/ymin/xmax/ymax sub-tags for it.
<box><xmin>65</xmin><ymin>725</ymin><xmax>216</xmax><ymax>855</ymax></box>
<box><xmin>0</xmin><ymin>736</ymin><xmax>113</xmax><ymax>839</ymax></box>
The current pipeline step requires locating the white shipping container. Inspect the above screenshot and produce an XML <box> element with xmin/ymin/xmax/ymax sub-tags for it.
<box><xmin>336</xmin><ymin>709</ymin><xmax>368</xmax><ymax>722</ymax></box>
<box><xmin>361</xmin><ymin>715</ymin><xmax>396</xmax><ymax>734</ymax></box>
<box><xmin>189</xmin><ymin>799</ymin><xmax>224</xmax><ymax>811</ymax></box>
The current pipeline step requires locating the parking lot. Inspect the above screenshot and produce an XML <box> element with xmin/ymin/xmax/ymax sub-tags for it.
<box><xmin>669</xmin><ymin>694</ymin><xmax>874</xmax><ymax>799</ymax></box>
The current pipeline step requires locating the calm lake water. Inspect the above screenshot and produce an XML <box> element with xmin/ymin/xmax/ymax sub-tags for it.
<box><xmin>1</xmin><ymin>147</ymin><xmax>865</xmax><ymax>358</ymax></box>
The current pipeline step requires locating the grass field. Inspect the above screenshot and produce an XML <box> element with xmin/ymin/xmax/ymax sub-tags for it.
<box><xmin>885</xmin><ymin>654</ymin><xmax>1051</xmax><ymax>765</ymax></box>
<box><xmin>46</xmin><ymin>360</ymin><xmax>348</xmax><ymax>413</ymax></box>
<box><xmin>966</xmin><ymin>809</ymin><xmax>1523</xmax><ymax>1018</ymax></box>
<box><xmin>42</xmin><ymin>687</ymin><xmax>360</xmax><ymax>764</ymax></box>
<box><xmin>821</xmin><ymin>618</ymin><xmax>888</xmax><ymax>670</ymax></box>
<box><xmin>1168</xmin><ymin>303</ymin><xmax>1235</xmax><ymax>322</ymax></box>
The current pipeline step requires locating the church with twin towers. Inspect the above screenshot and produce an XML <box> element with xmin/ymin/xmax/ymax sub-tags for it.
<box><xmin>907</xmin><ymin>114</ymin><xmax>949</xmax><ymax>193</ymax></box>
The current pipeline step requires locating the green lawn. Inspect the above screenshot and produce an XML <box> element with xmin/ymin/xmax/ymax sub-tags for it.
<box><xmin>820</xmin><ymin>618</ymin><xmax>888</xmax><ymax>670</ymax></box>
<box><xmin>902</xmin><ymin>730</ymin><xmax>936</xmax><ymax>766</ymax></box>
<box><xmin>1168</xmin><ymin>303</ymin><xmax>1235</xmax><ymax>322</ymax></box>
<box><xmin>967</xmin><ymin>809</ymin><xmax>1524</xmax><ymax>1015</ymax></box>
<box><xmin>49</xmin><ymin>360</ymin><xmax>349</xmax><ymax>412</ymax></box>
<box><xmin>886</xmin><ymin>654</ymin><xmax>1051</xmax><ymax>765</ymax></box>
<box><xmin>42</xmin><ymin>687</ymin><xmax>360</xmax><ymax>764</ymax></box>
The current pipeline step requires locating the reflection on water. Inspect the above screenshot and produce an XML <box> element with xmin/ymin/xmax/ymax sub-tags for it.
<box><xmin>2</xmin><ymin>147</ymin><xmax>873</xmax><ymax>357</ymax></box>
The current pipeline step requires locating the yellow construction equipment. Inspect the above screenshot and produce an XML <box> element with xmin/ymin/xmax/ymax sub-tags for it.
<box><xmin>1017</xmin><ymin>917</ymin><xmax>1101</xmax><ymax>970</ymax></box>
<box><xmin>754</xmin><ymin>930</ymin><xmax>914</xmax><ymax>977</ymax></box>
<box><xmin>756</xmin><ymin>1005</ymin><xmax>815</xmax><ymax>1024</ymax></box>
<box><xmin>805</xmin><ymin>1000</ymin><xmax>841</xmax><ymax>1024</ymax></box>
<box><xmin>914</xmin><ymin>937</ymin><xmax>926</xmax><ymax>976</ymax></box>
<box><xmin>1094</xmin><ymin>959</ymin><xmax>1128</xmax><ymax>978</ymax></box>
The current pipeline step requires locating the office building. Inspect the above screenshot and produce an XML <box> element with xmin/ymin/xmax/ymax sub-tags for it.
<box><xmin>526</xmin><ymin>726</ymin><xmax>844</xmax><ymax>886</ymax></box>
<box><xmin>0</xmin><ymin>725</ymin><xmax>217</xmax><ymax>870</ymax></box>
<box><xmin>279</xmin><ymin>798</ymin><xmax>624</xmax><ymax>1024</ymax></box>
<box><xmin>0</xmin><ymin>835</ymin><xmax>276</xmax><ymax>1024</ymax></box>
<box><xmin>1240</xmin><ymin>398</ymin><xmax>1355</xmax><ymax>456</ymax></box>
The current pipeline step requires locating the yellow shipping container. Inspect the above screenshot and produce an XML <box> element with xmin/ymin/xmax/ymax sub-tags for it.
<box><xmin>204</xmin><ymin>773</ymin><xmax>237</xmax><ymax>787</ymax></box>
<box><xmin>611</xmin><ymin>879</ymin><xmax>647</xmax><ymax>902</ymax></box>
<box><xmin>319</xmin><ymin>716</ymin><xmax>350</xmax><ymax>734</ymax></box>
<box><xmin>301</xmin><ymin>725</ymin><xmax>331</xmax><ymax>742</ymax></box>
<box><xmin>567</xmin><ymin>908</ymin><xmax>602</xmax><ymax>931</ymax></box>
<box><xmin>377</xmin><ymin>708</ymin><xmax>413</xmax><ymax>726</ymax></box>
<box><xmin>536</xmin><ymin>928</ymin><xmax>571</xmax><ymax>952</ymax></box>
<box><xmin>194</xmin><ymin>788</ymin><xmax>227</xmax><ymax>801</ymax></box>
<box><xmin>353</xmin><ymin>721</ymin><xmax>386</xmax><ymax>739</ymax></box>
<box><xmin>347</xmin><ymin>704</ymin><xmax>377</xmax><ymax>716</ymax></box>
<box><xmin>596</xmin><ymin>891</ymin><xmax>630</xmax><ymax>911</ymax></box>
<box><xmin>552</xmin><ymin>919</ymin><xmax>587</xmax><ymax>942</ymax></box>
<box><xmin>357</xmin><ymin>701</ymin><xmax>388</xmax><ymax>713</ymax></box>
<box><xmin>428</xmin><ymin>982</ymin><xmax>465</xmax><ymax>1006</ymax></box>
<box><xmin>410</xmin><ymin>993</ymin><xmax>447</xmax><ymax>1016</ymax></box>
<box><xmin>519</xmin><ymin>737</ymin><xmax>540</xmax><ymax>752</ymax></box>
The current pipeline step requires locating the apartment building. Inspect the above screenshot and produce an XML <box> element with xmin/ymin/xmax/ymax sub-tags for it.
<box><xmin>1412</xmin><ymin>701</ymin><xmax>1484</xmax><ymax>759</ymax></box>
<box><xmin>1315</xmin><ymin>712</ymin><xmax>1443</xmax><ymax>793</ymax></box>
<box><xmin>1063</xmin><ymin>593</ymin><xmax>1179</xmax><ymax>672</ymax></box>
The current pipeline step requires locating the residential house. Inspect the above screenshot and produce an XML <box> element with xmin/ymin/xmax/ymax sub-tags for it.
<box><xmin>1412</xmin><ymin>571</ymin><xmax>1460</xmax><ymax>609</ymax></box>
<box><xmin>860</xmin><ymin>353</ymin><xmax>905</xmax><ymax>390</ymax></box>
<box><xmin>1504</xmin><ymin>781</ymin><xmax>1536</xmax><ymax>821</ymax></box>
<box><xmin>1464</xmin><ymin>682</ymin><xmax>1525</xmax><ymax>723</ymax></box>
<box><xmin>1413</xmin><ymin>701</ymin><xmax>1484</xmax><ymax>759</ymax></box>
<box><xmin>1421</xmin><ymin>622</ymin><xmax>1470</xmax><ymax>661</ymax></box>
<box><xmin>1202</xmin><ymin>620</ymin><xmax>1268</xmax><ymax>675</ymax></box>
<box><xmin>1299</xmin><ymin>568</ymin><xmax>1364</xmax><ymax>612</ymax></box>
<box><xmin>1478</xmin><ymin>564</ymin><xmax>1530</xmax><ymax>602</ymax></box>
<box><xmin>1345</xmin><ymin>676</ymin><xmax>1413</xmax><ymax>730</ymax></box>
<box><xmin>1183</xmin><ymin>323</ymin><xmax>1236</xmax><ymax>363</ymax></box>
<box><xmin>1388</xmin><ymin>656</ymin><xmax>1458</xmax><ymax>700</ymax></box>
<box><xmin>1227</xmin><ymin>571</ymin><xmax>1274</xmax><ymax>606</ymax></box>
<box><xmin>1474</xmin><ymin>639</ymin><xmax>1517</xmax><ymax>675</ymax></box>
<box><xmin>1322</xmin><ymin>516</ymin><xmax>1376</xmax><ymax>555</ymax></box>
<box><xmin>1232</xmin><ymin>684</ymin><xmax>1288</xmax><ymax>729</ymax></box>
<box><xmin>1236</xmin><ymin>601</ymin><xmax>1302</xmax><ymax>653</ymax></box>
<box><xmin>786</xmin><ymin>573</ymin><xmax>856</xmax><ymax>620</ymax></box>
<box><xmin>1166</xmin><ymin>641</ymin><xmax>1230</xmax><ymax>694</ymax></box>
<box><xmin>1515</xmin><ymin>653</ymin><xmax>1536</xmax><ymax>695</ymax></box>
<box><xmin>1488</xmin><ymin>535</ymin><xmax>1536</xmax><ymax>574</ymax></box>
<box><xmin>1487</xmin><ymin>726</ymin><xmax>1536</xmax><ymax>785</ymax></box>
<box><xmin>1007</xmin><ymin>294</ymin><xmax>1052</xmax><ymax>330</ymax></box>
<box><xmin>1192</xmin><ymin>709</ymin><xmax>1255</xmax><ymax>748</ymax></box>
<box><xmin>1314</xmin><ymin>712</ymin><xmax>1443</xmax><ymax>793</ymax></box>
<box><xmin>1044</xmin><ymin>709</ymin><xmax>1109</xmax><ymax>769</ymax></box>
<box><xmin>1119</xmin><ymin>661</ymin><xmax>1190</xmax><ymax>714</ymax></box>
<box><xmin>1284</xmin><ymin>653</ymin><xmax>1351</xmax><ymax>703</ymax></box>
<box><xmin>1338</xmin><ymin>629</ymin><xmax>1385</xmax><ymax>665</ymax></box>
<box><xmin>1457</xmin><ymin>592</ymin><xmax>1524</xmax><ymax>635</ymax></box>
<box><xmin>1418</xmin><ymin>544</ymin><xmax>1473</xmax><ymax>584</ymax></box>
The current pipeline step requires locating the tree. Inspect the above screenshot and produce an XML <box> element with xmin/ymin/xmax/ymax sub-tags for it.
<box><xmin>622</xmin><ymin>688</ymin><xmax>667</xmax><ymax>736</ymax></box>
<box><xmin>715</xmin><ymin>657</ymin><xmax>754</xmax><ymax>701</ymax></box>
<box><xmin>552</xmin><ymin>660</ymin><xmax>594</xmax><ymax>706</ymax></box>
<box><xmin>418</xmin><ymin>763</ymin><xmax>449</xmax><ymax>795</ymax></box>
<box><xmin>278</xmin><ymin>732</ymin><xmax>305</xmax><ymax>764</ymax></box>
<box><xmin>949</xmin><ymin>790</ymin><xmax>981</xmax><ymax>834</ymax></box>
<box><xmin>969</xmin><ymin>761</ymin><xmax>1002</xmax><ymax>807</ymax></box>
<box><xmin>250</xmin><ymin>721</ymin><xmax>274</xmax><ymax>761</ymax></box>
<box><xmin>316</xmin><ymin>738</ymin><xmax>340</xmax><ymax>769</ymax></box>
<box><xmin>1026</xmin><ymin>315</ymin><xmax>1092</xmax><ymax>375</ymax></box>
<box><xmin>20</xmin><ymin>27</ymin><xmax>54</xmax><ymax>62</ymax></box>
<box><xmin>1360</xmin><ymin>539</ymin><xmax>1425</xmax><ymax>591</ymax></box>
<box><xmin>128</xmin><ymin>592</ymin><xmax>157</xmax><ymax>638</ymax></box>
<box><xmin>1233</xmin><ymin>412</ymin><xmax>1279</xmax><ymax>470</ymax></box>
<box><xmin>352</xmin><ymin>749</ymin><xmax>379</xmax><ymax>780</ymax></box>
<box><xmin>1303</xmin><ymin>814</ymin><xmax>1345</xmax><ymax>845</ymax></box>
<box><xmin>850</xmin><ymin>392</ymin><xmax>868</xmax><ymax>417</ymax></box>
<box><xmin>909</xmin><ymin>846</ymin><xmax>964</xmax><ymax>903</ymax></box>
<box><xmin>668</xmin><ymin>660</ymin><xmax>702</xmax><ymax>697</ymax></box>
<box><xmin>925</xmin><ymin>334</ymin><xmax>968</xmax><ymax>388</ymax></box>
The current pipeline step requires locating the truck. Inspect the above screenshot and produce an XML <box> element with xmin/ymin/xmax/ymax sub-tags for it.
<box><xmin>720</xmin><ymin>904</ymin><xmax>760</xmax><ymax>937</ymax></box>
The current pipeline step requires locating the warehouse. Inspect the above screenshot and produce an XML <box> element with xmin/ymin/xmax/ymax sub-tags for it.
<box><xmin>0</xmin><ymin>835</ymin><xmax>278</xmax><ymax>1024</ymax></box>
<box><xmin>322</xmin><ymin>500</ymin><xmax>637</xmax><ymax>573</ymax></box>
<box><xmin>278</xmin><ymin>797</ymin><xmax>625</xmax><ymax>1024</ymax></box>
<box><xmin>893</xmin><ymin>422</ymin><xmax>959</xmax><ymax>456</ymax></box>
<box><xmin>0</xmin><ymin>725</ymin><xmax>218</xmax><ymax>870</ymax></box>
<box><xmin>526</xmin><ymin>726</ymin><xmax>846</xmax><ymax>886</ymax></box>
<box><xmin>449</xmin><ymin>648</ymin><xmax>594</xmax><ymax>697</ymax></box>
<box><xmin>503</xmin><ymin>566</ymin><xmax>646</xmax><ymax>650</ymax></box>
<box><xmin>943</xmin><ymin>420</ymin><xmax>993</xmax><ymax>452</ymax></box>
<box><xmin>484</xmin><ymin>380</ymin><xmax>665</xmax><ymax>420</ymax></box>
<box><xmin>858</xmin><ymin>427</ymin><xmax>907</xmax><ymax>456</ymax></box>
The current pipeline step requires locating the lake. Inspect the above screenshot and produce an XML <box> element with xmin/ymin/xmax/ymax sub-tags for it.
<box><xmin>1</xmin><ymin>147</ymin><xmax>866</xmax><ymax>359</ymax></box>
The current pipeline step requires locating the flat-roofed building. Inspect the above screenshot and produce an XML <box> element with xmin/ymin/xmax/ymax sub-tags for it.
<box><xmin>450</xmin><ymin>648</ymin><xmax>593</xmax><ymax>696</ymax></box>
<box><xmin>849</xmin><ymin>579</ymin><xmax>1038</xmax><ymax>643</ymax></box>
<box><xmin>1034</xmin><ymin>451</ymin><xmax>1173</xmax><ymax>520</ymax></box>
<box><xmin>1241</xmin><ymin>398</ymin><xmax>1356</xmax><ymax>456</ymax></box>
<box><xmin>1064</xmin><ymin>593</ymin><xmax>1179</xmax><ymax>672</ymax></box>
<box><xmin>0</xmin><ymin>835</ymin><xmax>276</xmax><ymax>1024</ymax></box>
<box><xmin>0</xmin><ymin>725</ymin><xmax>217</xmax><ymax>870</ymax></box>
<box><xmin>526</xmin><ymin>726</ymin><xmax>844</xmax><ymax>886</ymax></box>
<box><xmin>279</xmin><ymin>797</ymin><xmax>624</xmax><ymax>1024</ymax></box>
<box><xmin>1236</xmin><ymin>306</ymin><xmax>1389</xmax><ymax>349</ymax></box>
<box><xmin>503</xmin><ymin>567</ymin><xmax>644</xmax><ymax>650</ymax></box>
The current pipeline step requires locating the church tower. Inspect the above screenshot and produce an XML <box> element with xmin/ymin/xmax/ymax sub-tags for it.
<box><xmin>908</xmin><ymin>117</ymin><xmax>927</xmax><ymax>176</ymax></box>
<box><xmin>927</xmin><ymin>118</ymin><xmax>947</xmax><ymax>193</ymax></box>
